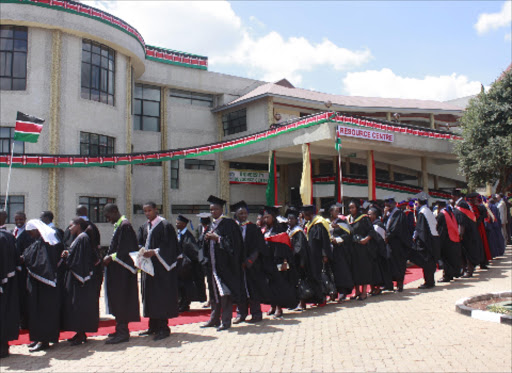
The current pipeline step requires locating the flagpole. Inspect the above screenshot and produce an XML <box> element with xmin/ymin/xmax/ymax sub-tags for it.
<box><xmin>337</xmin><ymin>147</ymin><xmax>344</xmax><ymax>215</ymax></box>
<box><xmin>4</xmin><ymin>142</ymin><xmax>15</xmax><ymax>211</ymax></box>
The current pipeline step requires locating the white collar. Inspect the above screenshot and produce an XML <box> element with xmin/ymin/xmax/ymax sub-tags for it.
<box><xmin>149</xmin><ymin>216</ymin><xmax>163</xmax><ymax>228</ymax></box>
<box><xmin>419</xmin><ymin>205</ymin><xmax>439</xmax><ymax>236</ymax></box>
<box><xmin>179</xmin><ymin>227</ymin><xmax>188</xmax><ymax>235</ymax></box>
<box><xmin>79</xmin><ymin>215</ymin><xmax>89</xmax><ymax>221</ymax></box>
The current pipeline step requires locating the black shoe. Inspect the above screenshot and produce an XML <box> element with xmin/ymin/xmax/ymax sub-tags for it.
<box><xmin>480</xmin><ymin>264</ymin><xmax>489</xmax><ymax>269</ymax></box>
<box><xmin>28</xmin><ymin>341</ymin><xmax>38</xmax><ymax>348</ymax></box>
<box><xmin>153</xmin><ymin>331</ymin><xmax>170</xmax><ymax>341</ymax></box>
<box><xmin>29</xmin><ymin>342</ymin><xmax>49</xmax><ymax>352</ymax></box>
<box><xmin>138</xmin><ymin>329</ymin><xmax>156</xmax><ymax>336</ymax></box>
<box><xmin>70</xmin><ymin>335</ymin><xmax>87</xmax><ymax>346</ymax></box>
<box><xmin>105</xmin><ymin>336</ymin><xmax>129</xmax><ymax>344</ymax></box>
<box><xmin>438</xmin><ymin>277</ymin><xmax>452</xmax><ymax>283</ymax></box>
<box><xmin>232</xmin><ymin>316</ymin><xmax>246</xmax><ymax>325</ymax></box>
<box><xmin>67</xmin><ymin>333</ymin><xmax>79</xmax><ymax>343</ymax></box>
<box><xmin>418</xmin><ymin>283</ymin><xmax>435</xmax><ymax>289</ymax></box>
<box><xmin>107</xmin><ymin>332</ymin><xmax>117</xmax><ymax>338</ymax></box>
<box><xmin>247</xmin><ymin>316</ymin><xmax>263</xmax><ymax>323</ymax></box>
<box><xmin>178</xmin><ymin>306</ymin><xmax>190</xmax><ymax>313</ymax></box>
<box><xmin>0</xmin><ymin>344</ymin><xmax>9</xmax><ymax>359</ymax></box>
<box><xmin>216</xmin><ymin>324</ymin><xmax>230</xmax><ymax>331</ymax></box>
<box><xmin>200</xmin><ymin>320</ymin><xmax>220</xmax><ymax>328</ymax></box>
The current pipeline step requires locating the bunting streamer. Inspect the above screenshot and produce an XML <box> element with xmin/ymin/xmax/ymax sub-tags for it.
<box><xmin>0</xmin><ymin>112</ymin><xmax>461</xmax><ymax>169</ymax></box>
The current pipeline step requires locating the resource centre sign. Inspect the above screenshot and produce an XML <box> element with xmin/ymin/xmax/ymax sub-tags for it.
<box><xmin>337</xmin><ymin>125</ymin><xmax>394</xmax><ymax>143</ymax></box>
<box><xmin>229</xmin><ymin>169</ymin><xmax>270</xmax><ymax>185</ymax></box>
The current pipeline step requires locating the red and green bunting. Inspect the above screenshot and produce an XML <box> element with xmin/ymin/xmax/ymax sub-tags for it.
<box><xmin>313</xmin><ymin>175</ymin><xmax>452</xmax><ymax>200</ymax></box>
<box><xmin>1</xmin><ymin>112</ymin><xmax>461</xmax><ymax>168</ymax></box>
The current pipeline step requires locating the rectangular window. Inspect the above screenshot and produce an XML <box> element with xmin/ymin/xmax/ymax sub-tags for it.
<box><xmin>78</xmin><ymin>196</ymin><xmax>116</xmax><ymax>223</ymax></box>
<box><xmin>81</xmin><ymin>39</ymin><xmax>115</xmax><ymax>105</ymax></box>
<box><xmin>0</xmin><ymin>25</ymin><xmax>28</xmax><ymax>91</ymax></box>
<box><xmin>184</xmin><ymin>159</ymin><xmax>215</xmax><ymax>171</ymax></box>
<box><xmin>79</xmin><ymin>131</ymin><xmax>115</xmax><ymax>156</ymax></box>
<box><xmin>171</xmin><ymin>205</ymin><xmax>210</xmax><ymax>214</ymax></box>
<box><xmin>171</xmin><ymin>159</ymin><xmax>179</xmax><ymax>189</ymax></box>
<box><xmin>0</xmin><ymin>195</ymin><xmax>24</xmax><ymax>223</ymax></box>
<box><xmin>169</xmin><ymin>89</ymin><xmax>213</xmax><ymax>107</ymax></box>
<box><xmin>222</xmin><ymin>109</ymin><xmax>246</xmax><ymax>136</ymax></box>
<box><xmin>0</xmin><ymin>127</ymin><xmax>24</xmax><ymax>154</ymax></box>
<box><xmin>133</xmin><ymin>84</ymin><xmax>161</xmax><ymax>132</ymax></box>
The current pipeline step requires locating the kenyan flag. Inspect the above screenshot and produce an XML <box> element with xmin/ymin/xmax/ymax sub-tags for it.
<box><xmin>13</xmin><ymin>112</ymin><xmax>45</xmax><ymax>143</ymax></box>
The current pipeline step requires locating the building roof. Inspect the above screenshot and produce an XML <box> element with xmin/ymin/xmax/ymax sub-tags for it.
<box><xmin>214</xmin><ymin>82</ymin><xmax>465</xmax><ymax>114</ymax></box>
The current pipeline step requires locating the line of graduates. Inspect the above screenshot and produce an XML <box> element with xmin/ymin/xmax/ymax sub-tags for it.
<box><xmin>1</xmin><ymin>188</ymin><xmax>508</xmax><ymax>359</ymax></box>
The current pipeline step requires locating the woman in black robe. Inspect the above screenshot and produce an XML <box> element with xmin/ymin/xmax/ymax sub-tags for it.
<box><xmin>367</xmin><ymin>208</ymin><xmax>393</xmax><ymax>295</ymax></box>
<box><xmin>0</xmin><ymin>230</ymin><xmax>19</xmax><ymax>358</ymax></box>
<box><xmin>347</xmin><ymin>200</ymin><xmax>375</xmax><ymax>301</ymax></box>
<box><xmin>61</xmin><ymin>218</ymin><xmax>100</xmax><ymax>345</ymax></box>
<box><xmin>329</xmin><ymin>210</ymin><xmax>355</xmax><ymax>301</ymax></box>
<box><xmin>23</xmin><ymin>219</ymin><xmax>62</xmax><ymax>352</ymax></box>
<box><xmin>263</xmin><ymin>206</ymin><xmax>298</xmax><ymax>317</ymax></box>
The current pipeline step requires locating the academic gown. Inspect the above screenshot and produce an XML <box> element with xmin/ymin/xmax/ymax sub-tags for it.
<box><xmin>0</xmin><ymin>231</ymin><xmax>19</xmax><ymax>344</ymax></box>
<box><xmin>62</xmin><ymin>232</ymin><xmax>100</xmax><ymax>332</ymax></box>
<box><xmin>330</xmin><ymin>219</ymin><xmax>355</xmax><ymax>294</ymax></box>
<box><xmin>203</xmin><ymin>217</ymin><xmax>246</xmax><ymax>305</ymax></box>
<box><xmin>23</xmin><ymin>238</ymin><xmax>61</xmax><ymax>343</ymax></box>
<box><xmin>241</xmin><ymin>222</ymin><xmax>274</xmax><ymax>304</ymax></box>
<box><xmin>486</xmin><ymin>203</ymin><xmax>505</xmax><ymax>257</ymax></box>
<box><xmin>370</xmin><ymin>220</ymin><xmax>393</xmax><ymax>290</ymax></box>
<box><xmin>84</xmin><ymin>221</ymin><xmax>103</xmax><ymax>297</ymax></box>
<box><xmin>264</xmin><ymin>224</ymin><xmax>299</xmax><ymax>308</ymax></box>
<box><xmin>409</xmin><ymin>208</ymin><xmax>440</xmax><ymax>272</ymax></box>
<box><xmin>137</xmin><ymin>219</ymin><xmax>179</xmax><ymax>320</ymax></box>
<box><xmin>105</xmin><ymin>219</ymin><xmax>140</xmax><ymax>323</ymax></box>
<box><xmin>471</xmin><ymin>203</ymin><xmax>492</xmax><ymax>263</ymax></box>
<box><xmin>14</xmin><ymin>229</ymin><xmax>34</xmax><ymax>328</ymax></box>
<box><xmin>175</xmin><ymin>228</ymin><xmax>207</xmax><ymax>303</ymax></box>
<box><xmin>349</xmin><ymin>214</ymin><xmax>376</xmax><ymax>285</ymax></box>
<box><xmin>436</xmin><ymin>209</ymin><xmax>462</xmax><ymax>279</ymax></box>
<box><xmin>306</xmin><ymin>219</ymin><xmax>334</xmax><ymax>300</ymax></box>
<box><xmin>385</xmin><ymin>209</ymin><xmax>412</xmax><ymax>281</ymax></box>
<box><xmin>454</xmin><ymin>199</ymin><xmax>483</xmax><ymax>266</ymax></box>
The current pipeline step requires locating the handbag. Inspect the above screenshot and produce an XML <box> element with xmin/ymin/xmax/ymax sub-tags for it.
<box><xmin>321</xmin><ymin>262</ymin><xmax>337</xmax><ymax>297</ymax></box>
<box><xmin>298</xmin><ymin>277</ymin><xmax>315</xmax><ymax>300</ymax></box>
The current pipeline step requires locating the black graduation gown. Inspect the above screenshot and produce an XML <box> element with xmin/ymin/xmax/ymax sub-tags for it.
<box><xmin>306</xmin><ymin>220</ymin><xmax>333</xmax><ymax>300</ymax></box>
<box><xmin>175</xmin><ymin>229</ymin><xmax>207</xmax><ymax>303</ymax></box>
<box><xmin>0</xmin><ymin>231</ymin><xmax>19</xmax><ymax>344</ymax></box>
<box><xmin>264</xmin><ymin>224</ymin><xmax>299</xmax><ymax>308</ymax></box>
<box><xmin>436</xmin><ymin>209</ymin><xmax>462</xmax><ymax>278</ymax></box>
<box><xmin>409</xmin><ymin>208</ymin><xmax>439</xmax><ymax>271</ymax></box>
<box><xmin>349</xmin><ymin>214</ymin><xmax>375</xmax><ymax>285</ymax></box>
<box><xmin>105</xmin><ymin>219</ymin><xmax>140</xmax><ymax>322</ymax></box>
<box><xmin>370</xmin><ymin>220</ymin><xmax>393</xmax><ymax>290</ymax></box>
<box><xmin>330</xmin><ymin>220</ymin><xmax>355</xmax><ymax>294</ymax></box>
<box><xmin>137</xmin><ymin>219</ymin><xmax>179</xmax><ymax>320</ymax></box>
<box><xmin>62</xmin><ymin>233</ymin><xmax>100</xmax><ymax>332</ymax></box>
<box><xmin>14</xmin><ymin>229</ymin><xmax>34</xmax><ymax>328</ymax></box>
<box><xmin>454</xmin><ymin>200</ymin><xmax>483</xmax><ymax>266</ymax></box>
<box><xmin>241</xmin><ymin>223</ymin><xmax>274</xmax><ymax>304</ymax></box>
<box><xmin>203</xmin><ymin>217</ymin><xmax>246</xmax><ymax>305</ymax></box>
<box><xmin>385</xmin><ymin>209</ymin><xmax>412</xmax><ymax>281</ymax></box>
<box><xmin>23</xmin><ymin>238</ymin><xmax>61</xmax><ymax>343</ymax></box>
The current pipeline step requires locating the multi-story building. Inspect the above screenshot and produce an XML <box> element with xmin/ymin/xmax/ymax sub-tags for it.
<box><xmin>0</xmin><ymin>0</ymin><xmax>466</xmax><ymax>244</ymax></box>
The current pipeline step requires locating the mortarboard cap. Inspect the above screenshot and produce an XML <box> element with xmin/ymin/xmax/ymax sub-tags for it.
<box><xmin>207</xmin><ymin>195</ymin><xmax>226</xmax><ymax>206</ymax></box>
<box><xmin>466</xmin><ymin>192</ymin><xmax>480</xmax><ymax>199</ymax></box>
<box><xmin>285</xmin><ymin>207</ymin><xmax>300</xmax><ymax>217</ymax></box>
<box><xmin>300</xmin><ymin>205</ymin><xmax>316</xmax><ymax>214</ymax></box>
<box><xmin>177</xmin><ymin>214</ymin><xmax>189</xmax><ymax>224</ymax></box>
<box><xmin>383</xmin><ymin>195</ymin><xmax>396</xmax><ymax>203</ymax></box>
<box><xmin>415</xmin><ymin>192</ymin><xmax>430</xmax><ymax>202</ymax></box>
<box><xmin>398</xmin><ymin>200</ymin><xmax>407</xmax><ymax>207</ymax></box>
<box><xmin>362</xmin><ymin>201</ymin><xmax>370</xmax><ymax>209</ymax></box>
<box><xmin>232</xmin><ymin>200</ymin><xmax>248</xmax><ymax>212</ymax></box>
<box><xmin>196</xmin><ymin>212</ymin><xmax>211</xmax><ymax>218</ymax></box>
<box><xmin>263</xmin><ymin>206</ymin><xmax>280</xmax><ymax>216</ymax></box>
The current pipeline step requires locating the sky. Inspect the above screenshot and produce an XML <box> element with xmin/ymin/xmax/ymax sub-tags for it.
<box><xmin>87</xmin><ymin>1</ymin><xmax>512</xmax><ymax>102</ymax></box>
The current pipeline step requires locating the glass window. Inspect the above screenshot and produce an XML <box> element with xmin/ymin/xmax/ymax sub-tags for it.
<box><xmin>0</xmin><ymin>195</ymin><xmax>24</xmax><ymax>223</ymax></box>
<box><xmin>78</xmin><ymin>196</ymin><xmax>116</xmax><ymax>223</ymax></box>
<box><xmin>0</xmin><ymin>25</ymin><xmax>27</xmax><ymax>91</ymax></box>
<box><xmin>79</xmin><ymin>131</ymin><xmax>115</xmax><ymax>167</ymax></box>
<box><xmin>222</xmin><ymin>109</ymin><xmax>247</xmax><ymax>136</ymax></box>
<box><xmin>171</xmin><ymin>160</ymin><xmax>179</xmax><ymax>189</ymax></box>
<box><xmin>184</xmin><ymin>159</ymin><xmax>215</xmax><ymax>171</ymax></box>
<box><xmin>171</xmin><ymin>205</ymin><xmax>210</xmax><ymax>214</ymax></box>
<box><xmin>0</xmin><ymin>127</ymin><xmax>24</xmax><ymax>154</ymax></box>
<box><xmin>81</xmin><ymin>39</ymin><xmax>115</xmax><ymax>105</ymax></box>
<box><xmin>169</xmin><ymin>89</ymin><xmax>213</xmax><ymax>107</ymax></box>
<box><xmin>133</xmin><ymin>84</ymin><xmax>161</xmax><ymax>132</ymax></box>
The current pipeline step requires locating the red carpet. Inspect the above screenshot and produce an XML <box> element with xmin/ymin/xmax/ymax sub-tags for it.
<box><xmin>10</xmin><ymin>266</ymin><xmax>426</xmax><ymax>346</ymax></box>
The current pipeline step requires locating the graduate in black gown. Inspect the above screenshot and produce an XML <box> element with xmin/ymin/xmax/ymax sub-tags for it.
<box><xmin>383</xmin><ymin>197</ymin><xmax>412</xmax><ymax>292</ymax></box>
<box><xmin>452</xmin><ymin>190</ymin><xmax>482</xmax><ymax>278</ymax></box>
<box><xmin>136</xmin><ymin>202</ymin><xmax>179</xmax><ymax>341</ymax></box>
<box><xmin>23</xmin><ymin>219</ymin><xmax>62</xmax><ymax>352</ymax></box>
<box><xmin>61</xmin><ymin>218</ymin><xmax>100</xmax><ymax>345</ymax></box>
<box><xmin>367</xmin><ymin>207</ymin><xmax>393</xmax><ymax>295</ymax></box>
<box><xmin>0</xmin><ymin>229</ymin><xmax>19</xmax><ymax>358</ymax></box>
<box><xmin>436</xmin><ymin>202</ymin><xmax>462</xmax><ymax>282</ymax></box>
<box><xmin>302</xmin><ymin>204</ymin><xmax>333</xmax><ymax>304</ymax></box>
<box><xmin>328</xmin><ymin>206</ymin><xmax>354</xmax><ymax>302</ymax></box>
<box><xmin>201</xmin><ymin>196</ymin><xmax>245</xmax><ymax>331</ymax></box>
<box><xmin>13</xmin><ymin>211</ymin><xmax>34</xmax><ymax>330</ymax></box>
<box><xmin>410</xmin><ymin>193</ymin><xmax>440</xmax><ymax>289</ymax></box>
<box><xmin>347</xmin><ymin>200</ymin><xmax>375</xmax><ymax>301</ymax></box>
<box><xmin>233</xmin><ymin>200</ymin><xmax>272</xmax><ymax>323</ymax></box>
<box><xmin>196</xmin><ymin>213</ymin><xmax>212</xmax><ymax>308</ymax></box>
<box><xmin>103</xmin><ymin>204</ymin><xmax>140</xmax><ymax>344</ymax></box>
<box><xmin>174</xmin><ymin>214</ymin><xmax>206</xmax><ymax>313</ymax></box>
<box><xmin>263</xmin><ymin>206</ymin><xmax>299</xmax><ymax>318</ymax></box>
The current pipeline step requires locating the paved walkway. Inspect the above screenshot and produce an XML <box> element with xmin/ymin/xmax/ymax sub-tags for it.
<box><xmin>4</xmin><ymin>247</ymin><xmax>512</xmax><ymax>373</ymax></box>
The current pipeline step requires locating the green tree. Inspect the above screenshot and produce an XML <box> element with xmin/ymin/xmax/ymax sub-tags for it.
<box><xmin>455</xmin><ymin>68</ymin><xmax>512</xmax><ymax>192</ymax></box>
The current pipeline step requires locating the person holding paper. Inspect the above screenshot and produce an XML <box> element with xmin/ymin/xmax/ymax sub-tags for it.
<box><xmin>103</xmin><ymin>204</ymin><xmax>140</xmax><ymax>344</ymax></box>
<box><xmin>137</xmin><ymin>202</ymin><xmax>179</xmax><ymax>341</ymax></box>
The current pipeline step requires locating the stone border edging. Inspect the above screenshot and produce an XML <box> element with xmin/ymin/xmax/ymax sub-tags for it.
<box><xmin>456</xmin><ymin>291</ymin><xmax>512</xmax><ymax>325</ymax></box>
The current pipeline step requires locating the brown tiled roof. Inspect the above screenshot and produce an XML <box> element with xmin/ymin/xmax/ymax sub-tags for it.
<box><xmin>217</xmin><ymin>82</ymin><xmax>464</xmax><ymax>113</ymax></box>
